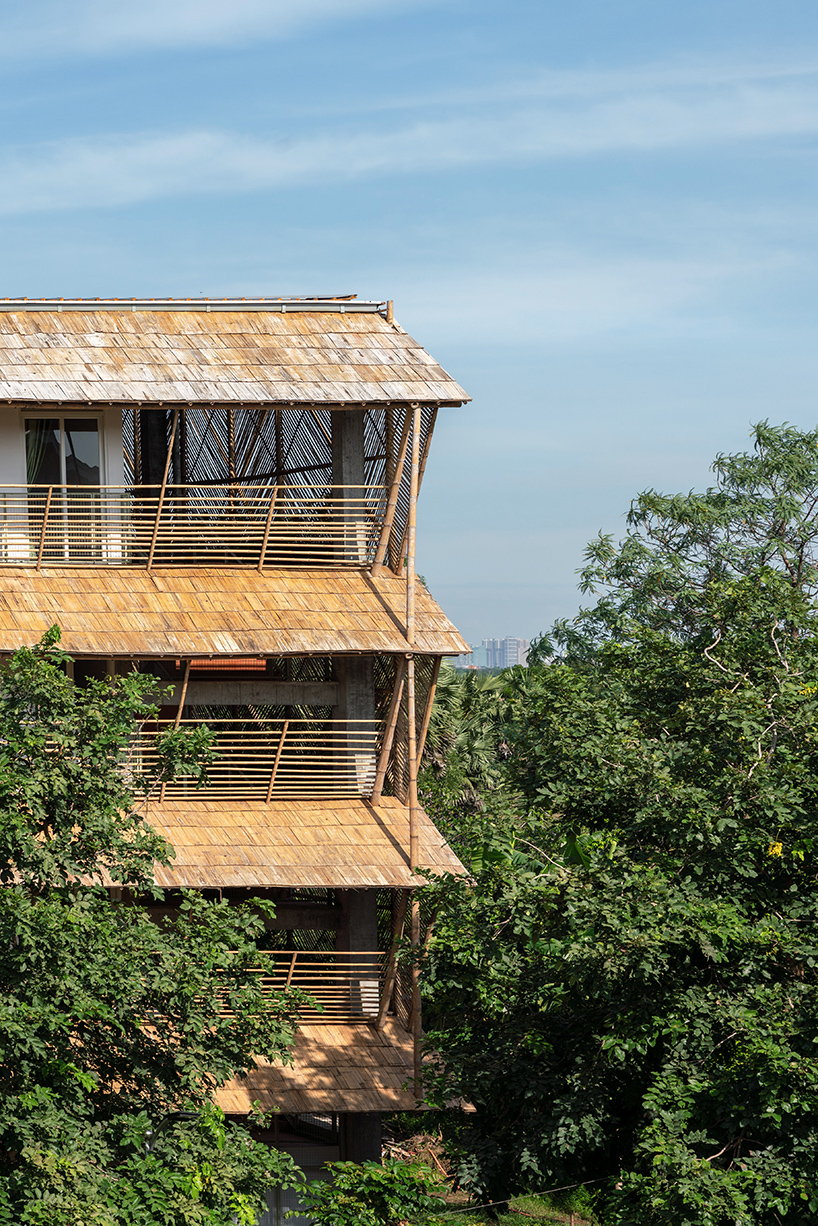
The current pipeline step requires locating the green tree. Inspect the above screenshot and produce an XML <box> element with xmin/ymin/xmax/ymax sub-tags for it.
<box><xmin>420</xmin><ymin>666</ymin><xmax>511</xmax><ymax>862</ymax></box>
<box><xmin>421</xmin><ymin>424</ymin><xmax>818</xmax><ymax>1224</ymax></box>
<box><xmin>0</xmin><ymin>629</ymin><xmax>301</xmax><ymax>1224</ymax></box>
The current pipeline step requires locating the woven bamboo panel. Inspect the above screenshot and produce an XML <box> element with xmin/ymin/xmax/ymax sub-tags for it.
<box><xmin>0</xmin><ymin>310</ymin><xmax>469</xmax><ymax>405</ymax></box>
<box><xmin>147</xmin><ymin>796</ymin><xmax>465</xmax><ymax>888</ymax></box>
<box><xmin>0</xmin><ymin>566</ymin><xmax>469</xmax><ymax>657</ymax></box>
<box><xmin>216</xmin><ymin>1016</ymin><xmax>419</xmax><ymax>1114</ymax></box>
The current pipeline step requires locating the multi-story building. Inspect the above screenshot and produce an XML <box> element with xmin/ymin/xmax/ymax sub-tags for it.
<box><xmin>455</xmin><ymin>638</ymin><xmax>530</xmax><ymax>669</ymax></box>
<box><xmin>482</xmin><ymin>637</ymin><xmax>530</xmax><ymax>669</ymax></box>
<box><xmin>0</xmin><ymin>296</ymin><xmax>470</xmax><ymax>1218</ymax></box>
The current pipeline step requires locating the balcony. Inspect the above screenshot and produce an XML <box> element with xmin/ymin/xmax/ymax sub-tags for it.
<box><xmin>0</xmin><ymin>483</ymin><xmax>385</xmax><ymax>568</ymax></box>
<box><xmin>225</xmin><ymin>950</ymin><xmax>396</xmax><ymax>1025</ymax></box>
<box><xmin>135</xmin><ymin>718</ymin><xmax>380</xmax><ymax>800</ymax></box>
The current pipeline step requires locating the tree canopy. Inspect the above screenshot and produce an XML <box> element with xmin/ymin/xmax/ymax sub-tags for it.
<box><xmin>0</xmin><ymin>629</ymin><xmax>301</xmax><ymax>1224</ymax></box>
<box><xmin>420</xmin><ymin>424</ymin><xmax>818</xmax><ymax>1225</ymax></box>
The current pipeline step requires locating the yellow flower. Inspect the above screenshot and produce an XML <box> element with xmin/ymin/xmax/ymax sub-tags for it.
<box><xmin>768</xmin><ymin>841</ymin><xmax>783</xmax><ymax>857</ymax></box>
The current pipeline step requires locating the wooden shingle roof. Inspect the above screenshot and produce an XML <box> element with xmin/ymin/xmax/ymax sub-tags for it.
<box><xmin>0</xmin><ymin>306</ymin><xmax>469</xmax><ymax>405</ymax></box>
<box><xmin>0</xmin><ymin>567</ymin><xmax>468</xmax><ymax>657</ymax></box>
<box><xmin>216</xmin><ymin>1017</ymin><xmax>419</xmax><ymax>1114</ymax></box>
<box><xmin>149</xmin><ymin>796</ymin><xmax>465</xmax><ymax>889</ymax></box>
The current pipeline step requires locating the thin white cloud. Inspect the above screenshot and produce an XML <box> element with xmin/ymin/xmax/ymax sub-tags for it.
<box><xmin>2</xmin><ymin>58</ymin><xmax>818</xmax><ymax>214</ymax></box>
<box><xmin>392</xmin><ymin>251</ymin><xmax>782</xmax><ymax>346</ymax></box>
<box><xmin>0</xmin><ymin>0</ymin><xmax>426</xmax><ymax>58</ymax></box>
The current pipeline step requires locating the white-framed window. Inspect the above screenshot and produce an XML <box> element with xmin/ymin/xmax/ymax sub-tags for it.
<box><xmin>24</xmin><ymin>416</ymin><xmax>102</xmax><ymax>486</ymax></box>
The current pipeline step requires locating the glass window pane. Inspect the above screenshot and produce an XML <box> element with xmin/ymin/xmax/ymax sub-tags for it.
<box><xmin>25</xmin><ymin>419</ymin><xmax>61</xmax><ymax>484</ymax></box>
<box><xmin>63</xmin><ymin>420</ymin><xmax>100</xmax><ymax>485</ymax></box>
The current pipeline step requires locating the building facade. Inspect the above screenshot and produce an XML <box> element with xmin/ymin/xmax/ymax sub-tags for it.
<box><xmin>0</xmin><ymin>297</ymin><xmax>470</xmax><ymax>1216</ymax></box>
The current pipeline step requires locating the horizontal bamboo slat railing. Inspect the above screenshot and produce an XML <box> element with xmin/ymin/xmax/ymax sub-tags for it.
<box><xmin>0</xmin><ymin>484</ymin><xmax>386</xmax><ymax>568</ymax></box>
<box><xmin>134</xmin><ymin>718</ymin><xmax>380</xmax><ymax>799</ymax></box>
<box><xmin>221</xmin><ymin>950</ymin><xmax>389</xmax><ymax>1023</ymax></box>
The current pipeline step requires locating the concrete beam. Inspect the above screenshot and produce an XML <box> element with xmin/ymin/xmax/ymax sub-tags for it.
<box><xmin>158</xmin><ymin>680</ymin><xmax>339</xmax><ymax>706</ymax></box>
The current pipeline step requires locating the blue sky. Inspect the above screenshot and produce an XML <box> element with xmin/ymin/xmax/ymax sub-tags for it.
<box><xmin>3</xmin><ymin>1</ymin><xmax>818</xmax><ymax>644</ymax></box>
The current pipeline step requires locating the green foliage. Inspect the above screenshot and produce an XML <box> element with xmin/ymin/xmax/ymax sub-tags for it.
<box><xmin>0</xmin><ymin>1103</ymin><xmax>301</xmax><ymax>1226</ymax></box>
<box><xmin>420</xmin><ymin>425</ymin><xmax>818</xmax><ymax>1224</ymax></box>
<box><xmin>420</xmin><ymin>666</ymin><xmax>512</xmax><ymax>860</ymax></box>
<box><xmin>298</xmin><ymin>1159</ymin><xmax>445</xmax><ymax>1226</ymax></box>
<box><xmin>0</xmin><ymin>626</ymin><xmax>217</xmax><ymax>891</ymax></box>
<box><xmin>0</xmin><ymin>629</ymin><xmax>301</xmax><ymax>1221</ymax></box>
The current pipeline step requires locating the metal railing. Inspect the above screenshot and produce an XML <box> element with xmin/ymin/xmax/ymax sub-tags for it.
<box><xmin>0</xmin><ymin>484</ymin><xmax>385</xmax><ymax>568</ymax></box>
<box><xmin>227</xmin><ymin>951</ymin><xmax>388</xmax><ymax>1023</ymax></box>
<box><xmin>134</xmin><ymin>718</ymin><xmax>379</xmax><ymax>799</ymax></box>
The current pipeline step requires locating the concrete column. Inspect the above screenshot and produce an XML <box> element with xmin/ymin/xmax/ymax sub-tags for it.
<box><xmin>331</xmin><ymin>410</ymin><xmax>366</xmax><ymax>563</ymax></box>
<box><xmin>334</xmin><ymin>656</ymin><xmax>376</xmax><ymax>794</ymax></box>
<box><xmin>337</xmin><ymin>889</ymin><xmax>379</xmax><ymax>1017</ymax></box>
<box><xmin>331</xmin><ymin>410</ymin><xmax>365</xmax><ymax>487</ymax></box>
<box><xmin>339</xmin><ymin>888</ymin><xmax>379</xmax><ymax>952</ymax></box>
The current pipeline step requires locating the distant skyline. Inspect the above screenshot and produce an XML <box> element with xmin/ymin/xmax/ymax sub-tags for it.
<box><xmin>2</xmin><ymin>1</ymin><xmax>818</xmax><ymax>642</ymax></box>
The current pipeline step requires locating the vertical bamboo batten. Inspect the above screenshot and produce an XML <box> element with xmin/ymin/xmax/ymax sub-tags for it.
<box><xmin>408</xmin><ymin>652</ymin><xmax>421</xmax><ymax>1093</ymax></box>
<box><xmin>35</xmin><ymin>486</ymin><xmax>53</xmax><ymax>571</ymax></box>
<box><xmin>160</xmin><ymin>658</ymin><xmax>190</xmax><ymax>803</ymax></box>
<box><xmin>417</xmin><ymin>656</ymin><xmax>442</xmax><ymax>762</ymax></box>
<box><xmin>227</xmin><ymin>409</ymin><xmax>236</xmax><ymax>483</ymax></box>
<box><xmin>407</xmin><ymin>658</ymin><xmax>419</xmax><ymax>868</ymax></box>
<box><xmin>257</xmin><ymin>485</ymin><xmax>279</xmax><ymax>572</ymax></box>
<box><xmin>411</xmin><ymin>881</ymin><xmax>422</xmax><ymax>1095</ymax></box>
<box><xmin>392</xmin><ymin>407</ymin><xmax>438</xmax><ymax>576</ymax></box>
<box><xmin>405</xmin><ymin>404</ymin><xmax>421</xmax><ymax>645</ymax></box>
<box><xmin>265</xmin><ymin>720</ymin><xmax>290</xmax><ymax>803</ymax></box>
<box><xmin>370</xmin><ymin>410</ymin><xmax>411</xmax><ymax>578</ymax></box>
<box><xmin>404</xmin><ymin>402</ymin><xmax>423</xmax><ymax>1095</ymax></box>
<box><xmin>376</xmin><ymin>888</ymin><xmax>409</xmax><ymax>1029</ymax></box>
<box><xmin>371</xmin><ymin>657</ymin><xmax>407</xmax><ymax>805</ymax></box>
<box><xmin>147</xmin><ymin>409</ymin><xmax>180</xmax><ymax>571</ymax></box>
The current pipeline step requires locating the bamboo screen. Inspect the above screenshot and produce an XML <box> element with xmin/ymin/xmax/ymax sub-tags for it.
<box><xmin>123</xmin><ymin>405</ymin><xmax>436</xmax><ymax>573</ymax></box>
<box><xmin>375</xmin><ymin>653</ymin><xmax>438</xmax><ymax>802</ymax></box>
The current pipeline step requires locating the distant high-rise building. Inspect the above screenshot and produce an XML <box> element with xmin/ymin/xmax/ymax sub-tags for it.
<box><xmin>482</xmin><ymin>637</ymin><xmax>530</xmax><ymax>668</ymax></box>
<box><xmin>453</xmin><ymin>638</ymin><xmax>530</xmax><ymax>669</ymax></box>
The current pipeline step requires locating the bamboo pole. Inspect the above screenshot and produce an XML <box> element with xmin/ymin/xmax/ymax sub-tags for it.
<box><xmin>405</xmin><ymin>404</ymin><xmax>421</xmax><ymax>643</ymax></box>
<box><xmin>147</xmin><ymin>408</ymin><xmax>180</xmax><ymax>570</ymax></box>
<box><xmin>411</xmin><ymin>893</ymin><xmax>422</xmax><ymax>1096</ymax></box>
<box><xmin>275</xmin><ymin>408</ymin><xmax>283</xmax><ymax>484</ymax></box>
<box><xmin>392</xmin><ymin>407</ymin><xmax>437</xmax><ymax>575</ymax></box>
<box><xmin>257</xmin><ymin>485</ymin><xmax>279</xmax><ymax>572</ymax></box>
<box><xmin>265</xmin><ymin>719</ymin><xmax>289</xmax><ymax>803</ymax></box>
<box><xmin>160</xmin><ymin>658</ymin><xmax>190</xmax><ymax>803</ymax></box>
<box><xmin>227</xmin><ymin>408</ymin><xmax>236</xmax><ymax>482</ymax></box>
<box><xmin>376</xmin><ymin>888</ymin><xmax>409</xmax><ymax>1029</ymax></box>
<box><xmin>35</xmin><ymin>486</ymin><xmax>53</xmax><ymax>571</ymax></box>
<box><xmin>370</xmin><ymin>657</ymin><xmax>407</xmax><ymax>804</ymax></box>
<box><xmin>407</xmin><ymin>646</ymin><xmax>422</xmax><ymax>1097</ymax></box>
<box><xmin>417</xmin><ymin>656</ymin><xmax>442</xmax><ymax>763</ymax></box>
<box><xmin>308</xmin><ymin>407</ymin><xmax>333</xmax><ymax>448</ymax></box>
<box><xmin>370</xmin><ymin>409</ymin><xmax>412</xmax><ymax>578</ymax></box>
<box><xmin>407</xmin><ymin>657</ymin><xmax>419</xmax><ymax>869</ymax></box>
